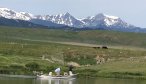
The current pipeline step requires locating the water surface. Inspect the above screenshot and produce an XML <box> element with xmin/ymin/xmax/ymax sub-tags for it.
<box><xmin>0</xmin><ymin>77</ymin><xmax>146</xmax><ymax>84</ymax></box>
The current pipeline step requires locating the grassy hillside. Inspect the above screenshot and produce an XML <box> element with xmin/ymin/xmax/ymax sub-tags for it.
<box><xmin>0</xmin><ymin>26</ymin><xmax>146</xmax><ymax>48</ymax></box>
<box><xmin>0</xmin><ymin>26</ymin><xmax>146</xmax><ymax>79</ymax></box>
<box><xmin>0</xmin><ymin>38</ymin><xmax>146</xmax><ymax>78</ymax></box>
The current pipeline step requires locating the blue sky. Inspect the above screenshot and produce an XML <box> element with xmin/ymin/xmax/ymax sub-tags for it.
<box><xmin>0</xmin><ymin>0</ymin><xmax>146</xmax><ymax>28</ymax></box>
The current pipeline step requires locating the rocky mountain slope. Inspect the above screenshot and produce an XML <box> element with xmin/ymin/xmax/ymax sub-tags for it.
<box><xmin>0</xmin><ymin>7</ymin><xmax>146</xmax><ymax>32</ymax></box>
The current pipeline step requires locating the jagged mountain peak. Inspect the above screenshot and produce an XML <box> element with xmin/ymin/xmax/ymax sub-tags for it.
<box><xmin>0</xmin><ymin>7</ymin><xmax>139</xmax><ymax>31</ymax></box>
<box><xmin>0</xmin><ymin>7</ymin><xmax>16</xmax><ymax>16</ymax></box>
<box><xmin>0</xmin><ymin>8</ymin><xmax>33</xmax><ymax>20</ymax></box>
<box><xmin>35</xmin><ymin>12</ymin><xmax>84</xmax><ymax>27</ymax></box>
<box><xmin>95</xmin><ymin>13</ymin><xmax>105</xmax><ymax>18</ymax></box>
<box><xmin>90</xmin><ymin>13</ymin><xmax>119</xmax><ymax>20</ymax></box>
<box><xmin>63</xmin><ymin>12</ymin><xmax>71</xmax><ymax>16</ymax></box>
<box><xmin>53</xmin><ymin>12</ymin><xmax>73</xmax><ymax>19</ymax></box>
<box><xmin>80</xmin><ymin>13</ymin><xmax>131</xmax><ymax>28</ymax></box>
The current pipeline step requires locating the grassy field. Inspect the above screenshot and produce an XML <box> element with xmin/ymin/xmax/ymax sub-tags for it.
<box><xmin>0</xmin><ymin>26</ymin><xmax>146</xmax><ymax>48</ymax></box>
<box><xmin>0</xmin><ymin>26</ymin><xmax>146</xmax><ymax>79</ymax></box>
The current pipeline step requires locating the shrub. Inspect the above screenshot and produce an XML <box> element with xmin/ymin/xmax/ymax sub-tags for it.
<box><xmin>25</xmin><ymin>62</ymin><xmax>40</xmax><ymax>71</ymax></box>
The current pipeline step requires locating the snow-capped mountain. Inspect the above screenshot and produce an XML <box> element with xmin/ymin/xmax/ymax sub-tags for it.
<box><xmin>0</xmin><ymin>7</ymin><xmax>133</xmax><ymax>28</ymax></box>
<box><xmin>0</xmin><ymin>8</ymin><xmax>47</xmax><ymax>28</ymax></box>
<box><xmin>81</xmin><ymin>13</ymin><xmax>134</xmax><ymax>29</ymax></box>
<box><xmin>0</xmin><ymin>7</ymin><xmax>145</xmax><ymax>33</ymax></box>
<box><xmin>35</xmin><ymin>12</ymin><xmax>84</xmax><ymax>28</ymax></box>
<box><xmin>0</xmin><ymin>8</ymin><xmax>34</xmax><ymax>20</ymax></box>
<box><xmin>35</xmin><ymin>13</ymin><xmax>135</xmax><ymax>29</ymax></box>
<box><xmin>0</xmin><ymin>8</ymin><xmax>133</xmax><ymax>28</ymax></box>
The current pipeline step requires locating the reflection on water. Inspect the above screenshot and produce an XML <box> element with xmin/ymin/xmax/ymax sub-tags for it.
<box><xmin>1</xmin><ymin>77</ymin><xmax>146</xmax><ymax>84</ymax></box>
<box><xmin>0</xmin><ymin>77</ymin><xmax>35</xmax><ymax>84</ymax></box>
<box><xmin>36</xmin><ymin>78</ymin><xmax>76</xmax><ymax>84</ymax></box>
<box><xmin>76</xmin><ymin>78</ymin><xmax>146</xmax><ymax>84</ymax></box>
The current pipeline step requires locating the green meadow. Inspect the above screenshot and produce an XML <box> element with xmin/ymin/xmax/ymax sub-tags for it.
<box><xmin>0</xmin><ymin>26</ymin><xmax>146</xmax><ymax>79</ymax></box>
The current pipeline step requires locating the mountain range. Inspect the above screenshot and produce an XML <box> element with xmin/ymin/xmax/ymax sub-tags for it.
<box><xmin>0</xmin><ymin>7</ymin><xmax>146</xmax><ymax>33</ymax></box>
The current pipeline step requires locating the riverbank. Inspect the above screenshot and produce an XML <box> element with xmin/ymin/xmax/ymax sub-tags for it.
<box><xmin>76</xmin><ymin>62</ymin><xmax>146</xmax><ymax>80</ymax></box>
<box><xmin>0</xmin><ymin>74</ymin><xmax>36</xmax><ymax>79</ymax></box>
<box><xmin>0</xmin><ymin>42</ymin><xmax>146</xmax><ymax>80</ymax></box>
<box><xmin>0</xmin><ymin>26</ymin><xmax>146</xmax><ymax>80</ymax></box>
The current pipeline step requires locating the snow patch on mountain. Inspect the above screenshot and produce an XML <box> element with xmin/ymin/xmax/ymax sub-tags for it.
<box><xmin>35</xmin><ymin>12</ymin><xmax>84</xmax><ymax>27</ymax></box>
<box><xmin>0</xmin><ymin>7</ymin><xmax>137</xmax><ymax>29</ymax></box>
<box><xmin>81</xmin><ymin>13</ymin><xmax>120</xmax><ymax>27</ymax></box>
<box><xmin>0</xmin><ymin>8</ymin><xmax>34</xmax><ymax>20</ymax></box>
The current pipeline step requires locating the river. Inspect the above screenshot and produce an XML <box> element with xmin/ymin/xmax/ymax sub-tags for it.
<box><xmin>0</xmin><ymin>77</ymin><xmax>146</xmax><ymax>84</ymax></box>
